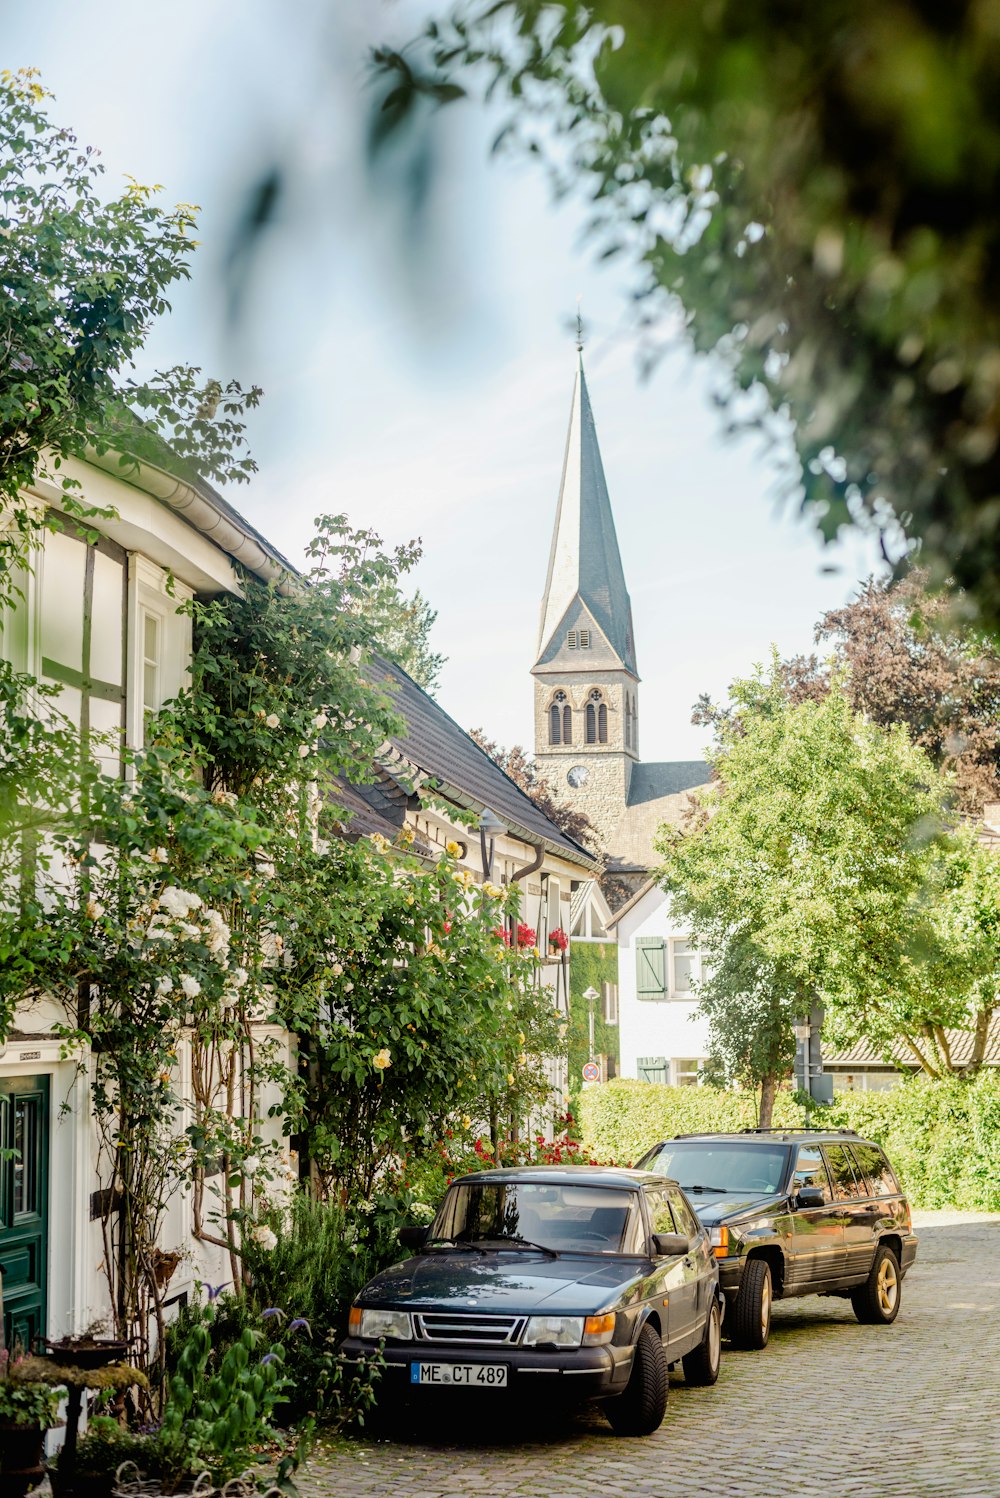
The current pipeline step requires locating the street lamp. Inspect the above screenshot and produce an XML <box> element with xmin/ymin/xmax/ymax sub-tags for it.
<box><xmin>478</xmin><ymin>807</ymin><xmax>506</xmax><ymax>882</ymax></box>
<box><xmin>583</xmin><ymin>986</ymin><xmax>599</xmax><ymax>1062</ymax></box>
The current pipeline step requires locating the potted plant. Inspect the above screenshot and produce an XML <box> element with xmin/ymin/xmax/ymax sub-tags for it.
<box><xmin>548</xmin><ymin>926</ymin><xmax>568</xmax><ymax>956</ymax></box>
<box><xmin>0</xmin><ymin>1359</ymin><xmax>63</xmax><ymax>1498</ymax></box>
<box><xmin>54</xmin><ymin>1417</ymin><xmax>157</xmax><ymax>1498</ymax></box>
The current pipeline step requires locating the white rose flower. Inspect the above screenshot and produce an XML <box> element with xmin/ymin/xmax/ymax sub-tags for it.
<box><xmin>313</xmin><ymin>712</ymin><xmax>328</xmax><ymax>730</ymax></box>
<box><xmin>155</xmin><ymin>976</ymin><xmax>174</xmax><ymax>997</ymax></box>
<box><xmin>179</xmin><ymin>974</ymin><xmax>201</xmax><ymax>999</ymax></box>
<box><xmin>265</xmin><ymin>712</ymin><xmax>280</xmax><ymax>729</ymax></box>
<box><xmin>232</xmin><ymin>966</ymin><xmax>249</xmax><ymax>989</ymax></box>
<box><xmin>243</xmin><ymin>1154</ymin><xmax>261</xmax><ymax>1177</ymax></box>
<box><xmin>297</xmin><ymin>743</ymin><xmax>311</xmax><ymax>758</ymax></box>
<box><xmin>159</xmin><ymin>886</ymin><xmax>202</xmax><ymax>918</ymax></box>
<box><xmin>251</xmin><ymin>1224</ymin><xmax>278</xmax><ymax>1252</ymax></box>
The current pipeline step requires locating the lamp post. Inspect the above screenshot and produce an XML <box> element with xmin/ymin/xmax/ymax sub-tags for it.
<box><xmin>478</xmin><ymin>807</ymin><xmax>505</xmax><ymax>883</ymax></box>
<box><xmin>583</xmin><ymin>986</ymin><xmax>599</xmax><ymax>1066</ymax></box>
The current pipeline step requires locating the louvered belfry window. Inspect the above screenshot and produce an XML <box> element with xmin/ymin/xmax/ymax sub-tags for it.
<box><xmin>549</xmin><ymin>704</ymin><xmax>562</xmax><ymax>744</ymax></box>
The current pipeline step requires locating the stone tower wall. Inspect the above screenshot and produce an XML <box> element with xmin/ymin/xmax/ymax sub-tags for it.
<box><xmin>532</xmin><ymin>670</ymin><xmax>639</xmax><ymax>847</ymax></box>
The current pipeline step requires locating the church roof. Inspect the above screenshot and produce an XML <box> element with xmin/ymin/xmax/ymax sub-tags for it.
<box><xmin>535</xmin><ymin>354</ymin><xmax>637</xmax><ymax>675</ymax></box>
<box><xmin>626</xmin><ymin>762</ymin><xmax>712</xmax><ymax>806</ymax></box>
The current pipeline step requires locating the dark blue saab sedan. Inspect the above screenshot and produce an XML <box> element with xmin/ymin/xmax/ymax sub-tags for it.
<box><xmin>342</xmin><ymin>1165</ymin><xmax>724</xmax><ymax>1436</ymax></box>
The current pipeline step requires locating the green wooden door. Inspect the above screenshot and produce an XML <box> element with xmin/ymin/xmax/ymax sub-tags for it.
<box><xmin>0</xmin><ymin>1075</ymin><xmax>50</xmax><ymax>1353</ymax></box>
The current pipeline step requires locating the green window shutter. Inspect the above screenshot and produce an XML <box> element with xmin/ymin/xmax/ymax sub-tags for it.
<box><xmin>635</xmin><ymin>937</ymin><xmax>666</xmax><ymax>999</ymax></box>
<box><xmin>637</xmin><ymin>1056</ymin><xmax>668</xmax><ymax>1084</ymax></box>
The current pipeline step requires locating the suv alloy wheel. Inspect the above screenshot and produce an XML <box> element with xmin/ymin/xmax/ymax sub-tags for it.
<box><xmin>851</xmin><ymin>1243</ymin><xmax>902</xmax><ymax>1325</ymax></box>
<box><xmin>730</xmin><ymin>1257</ymin><xmax>772</xmax><ymax>1350</ymax></box>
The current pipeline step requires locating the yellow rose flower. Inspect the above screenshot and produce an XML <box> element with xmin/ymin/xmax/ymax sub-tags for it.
<box><xmin>460</xmin><ymin>1114</ymin><xmax>472</xmax><ymax>1130</ymax></box>
<box><xmin>445</xmin><ymin>840</ymin><xmax>461</xmax><ymax>857</ymax></box>
<box><xmin>517</xmin><ymin>1031</ymin><xmax>525</xmax><ymax>1045</ymax></box>
<box><xmin>373</xmin><ymin>1047</ymin><xmax>392</xmax><ymax>1070</ymax></box>
<box><xmin>507</xmin><ymin>1072</ymin><xmax>515</xmax><ymax>1086</ymax></box>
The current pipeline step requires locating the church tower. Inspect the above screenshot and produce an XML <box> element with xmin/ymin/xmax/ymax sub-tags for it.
<box><xmin>532</xmin><ymin>352</ymin><xmax>640</xmax><ymax>848</ymax></box>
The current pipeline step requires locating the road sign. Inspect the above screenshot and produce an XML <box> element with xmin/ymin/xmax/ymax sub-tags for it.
<box><xmin>582</xmin><ymin>1060</ymin><xmax>600</xmax><ymax>1083</ymax></box>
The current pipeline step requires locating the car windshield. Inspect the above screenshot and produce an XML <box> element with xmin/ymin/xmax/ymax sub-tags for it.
<box><xmin>642</xmin><ymin>1142</ymin><xmax>790</xmax><ymax>1195</ymax></box>
<box><xmin>431</xmin><ymin>1181</ymin><xmax>640</xmax><ymax>1255</ymax></box>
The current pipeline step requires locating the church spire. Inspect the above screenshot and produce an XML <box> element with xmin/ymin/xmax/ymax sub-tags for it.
<box><xmin>534</xmin><ymin>353</ymin><xmax>637</xmax><ymax>675</ymax></box>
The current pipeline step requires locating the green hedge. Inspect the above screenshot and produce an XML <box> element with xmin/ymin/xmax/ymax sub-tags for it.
<box><xmin>577</xmin><ymin>1080</ymin><xmax>803</xmax><ymax>1166</ymax></box>
<box><xmin>578</xmin><ymin>1074</ymin><xmax>1000</xmax><ymax>1211</ymax></box>
<box><xmin>826</xmin><ymin>1074</ymin><xmax>1000</xmax><ymax>1212</ymax></box>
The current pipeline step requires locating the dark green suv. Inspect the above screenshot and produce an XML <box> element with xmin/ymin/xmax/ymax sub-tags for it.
<box><xmin>636</xmin><ymin>1128</ymin><xmax>917</xmax><ymax>1349</ymax></box>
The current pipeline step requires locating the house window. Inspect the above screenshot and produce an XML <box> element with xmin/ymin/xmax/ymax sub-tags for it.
<box><xmin>671</xmin><ymin>940</ymin><xmax>700</xmax><ymax>995</ymax></box>
<box><xmin>602</xmin><ymin>982</ymin><xmax>618</xmax><ymax>1025</ymax></box>
<box><xmin>39</xmin><ymin>518</ymin><xmax>127</xmax><ymax>777</ymax></box>
<box><xmin>547</xmin><ymin>878</ymin><xmax>561</xmax><ymax>940</ymax></box>
<box><xmin>673</xmin><ymin>1058</ymin><xmax>702</xmax><ymax>1087</ymax></box>
<box><xmin>141</xmin><ymin>609</ymin><xmax>161</xmax><ymax>721</ymax></box>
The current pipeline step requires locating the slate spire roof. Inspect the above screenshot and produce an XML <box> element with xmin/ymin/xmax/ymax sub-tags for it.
<box><xmin>534</xmin><ymin>352</ymin><xmax>637</xmax><ymax>675</ymax></box>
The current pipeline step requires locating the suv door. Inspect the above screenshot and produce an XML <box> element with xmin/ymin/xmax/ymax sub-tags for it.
<box><xmin>643</xmin><ymin>1185</ymin><xmax>700</xmax><ymax>1354</ymax></box>
<box><xmin>787</xmin><ymin>1145</ymin><xmax>845</xmax><ymax>1291</ymax></box>
<box><xmin>824</xmin><ymin>1143</ymin><xmax>879</xmax><ymax>1284</ymax></box>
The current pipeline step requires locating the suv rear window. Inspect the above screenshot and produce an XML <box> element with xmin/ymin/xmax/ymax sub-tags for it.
<box><xmin>823</xmin><ymin>1144</ymin><xmax>862</xmax><ymax>1200</ymax></box>
<box><xmin>850</xmin><ymin>1143</ymin><xmax>900</xmax><ymax>1197</ymax></box>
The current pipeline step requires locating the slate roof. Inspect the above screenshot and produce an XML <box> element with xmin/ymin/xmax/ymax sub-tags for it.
<box><xmin>626</xmin><ymin>761</ymin><xmax>712</xmax><ymax>807</ymax></box>
<box><xmin>534</xmin><ymin>355</ymin><xmax>637</xmax><ymax>675</ymax></box>
<box><xmin>365</xmin><ymin>654</ymin><xmax>598</xmax><ymax>868</ymax></box>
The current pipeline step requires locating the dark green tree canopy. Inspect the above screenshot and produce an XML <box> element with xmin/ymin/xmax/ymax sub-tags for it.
<box><xmin>372</xmin><ymin>3</ymin><xmax>1000</xmax><ymax>623</ymax></box>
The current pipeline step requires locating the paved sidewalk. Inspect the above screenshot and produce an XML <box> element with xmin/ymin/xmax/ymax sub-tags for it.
<box><xmin>302</xmin><ymin>1211</ymin><xmax>1000</xmax><ymax>1498</ymax></box>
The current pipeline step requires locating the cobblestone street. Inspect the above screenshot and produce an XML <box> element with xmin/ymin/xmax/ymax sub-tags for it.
<box><xmin>302</xmin><ymin>1212</ymin><xmax>1000</xmax><ymax>1498</ymax></box>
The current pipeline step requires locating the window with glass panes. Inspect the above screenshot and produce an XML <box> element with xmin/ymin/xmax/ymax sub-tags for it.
<box><xmin>671</xmin><ymin>939</ymin><xmax>699</xmax><ymax>995</ymax></box>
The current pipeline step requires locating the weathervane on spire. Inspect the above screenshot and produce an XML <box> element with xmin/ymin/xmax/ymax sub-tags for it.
<box><xmin>575</xmin><ymin>295</ymin><xmax>584</xmax><ymax>353</ymax></box>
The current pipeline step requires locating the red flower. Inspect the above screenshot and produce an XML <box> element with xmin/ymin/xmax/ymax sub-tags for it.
<box><xmin>548</xmin><ymin>926</ymin><xmax>568</xmax><ymax>952</ymax></box>
<box><xmin>443</xmin><ymin>921</ymin><xmax>452</xmax><ymax>934</ymax></box>
<box><xmin>516</xmin><ymin>923</ymin><xmax>536</xmax><ymax>948</ymax></box>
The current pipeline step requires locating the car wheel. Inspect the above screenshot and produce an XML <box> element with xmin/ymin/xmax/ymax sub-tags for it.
<box><xmin>851</xmin><ymin>1243</ymin><xmax>902</xmax><ymax>1325</ymax></box>
<box><xmin>682</xmin><ymin>1297</ymin><xmax>722</xmax><ymax>1387</ymax></box>
<box><xmin>729</xmin><ymin>1257</ymin><xmax>772</xmax><ymax>1350</ymax></box>
<box><xmin>605</xmin><ymin>1323</ymin><xmax>668</xmax><ymax>1437</ymax></box>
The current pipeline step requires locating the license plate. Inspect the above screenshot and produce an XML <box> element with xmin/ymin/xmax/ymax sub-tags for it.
<box><xmin>410</xmin><ymin>1362</ymin><xmax>508</xmax><ymax>1388</ymax></box>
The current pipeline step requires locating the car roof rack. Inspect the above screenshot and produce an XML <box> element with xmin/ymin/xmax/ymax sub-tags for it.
<box><xmin>671</xmin><ymin>1127</ymin><xmax>860</xmax><ymax>1141</ymax></box>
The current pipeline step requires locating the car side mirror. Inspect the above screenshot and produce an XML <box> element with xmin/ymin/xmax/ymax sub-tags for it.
<box><xmin>651</xmin><ymin>1232</ymin><xmax>690</xmax><ymax>1257</ymax></box>
<box><xmin>398</xmin><ymin>1224</ymin><xmax>430</xmax><ymax>1251</ymax></box>
<box><xmin>796</xmin><ymin>1186</ymin><xmax>827</xmax><ymax>1209</ymax></box>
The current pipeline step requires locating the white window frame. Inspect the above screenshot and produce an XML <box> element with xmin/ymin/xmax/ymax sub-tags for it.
<box><xmin>127</xmin><ymin>555</ymin><xmax>193</xmax><ymax>750</ymax></box>
<box><xmin>672</xmin><ymin>1057</ymin><xmax>703</xmax><ymax>1087</ymax></box>
<box><xmin>669</xmin><ymin>937</ymin><xmax>702</xmax><ymax>999</ymax></box>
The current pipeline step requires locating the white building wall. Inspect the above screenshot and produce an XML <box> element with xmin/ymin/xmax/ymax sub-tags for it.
<box><xmin>615</xmin><ymin>884</ymin><xmax>711</xmax><ymax>1083</ymax></box>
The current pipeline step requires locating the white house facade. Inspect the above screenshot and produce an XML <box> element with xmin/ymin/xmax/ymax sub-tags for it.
<box><xmin>609</xmin><ymin>879</ymin><xmax>710</xmax><ymax>1086</ymax></box>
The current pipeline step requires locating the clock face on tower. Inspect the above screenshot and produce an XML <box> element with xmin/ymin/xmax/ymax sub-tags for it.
<box><xmin>567</xmin><ymin>765</ymin><xmax>589</xmax><ymax>788</ymax></box>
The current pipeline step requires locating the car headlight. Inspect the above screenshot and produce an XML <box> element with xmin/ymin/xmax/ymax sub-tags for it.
<box><xmin>710</xmin><ymin>1225</ymin><xmax>741</xmax><ymax>1258</ymax></box>
<box><xmin>349</xmin><ymin>1306</ymin><xmax>414</xmax><ymax>1341</ymax></box>
<box><xmin>522</xmin><ymin>1315</ymin><xmax>584</xmax><ymax>1347</ymax></box>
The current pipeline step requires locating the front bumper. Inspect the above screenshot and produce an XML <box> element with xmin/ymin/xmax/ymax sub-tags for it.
<box><xmin>340</xmin><ymin>1337</ymin><xmax>635</xmax><ymax>1397</ymax></box>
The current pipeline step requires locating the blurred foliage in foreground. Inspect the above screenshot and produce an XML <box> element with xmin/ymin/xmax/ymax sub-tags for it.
<box><xmin>370</xmin><ymin>3</ymin><xmax>1000</xmax><ymax>626</ymax></box>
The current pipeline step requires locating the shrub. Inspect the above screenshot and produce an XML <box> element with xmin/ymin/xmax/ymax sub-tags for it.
<box><xmin>69</xmin><ymin>1417</ymin><xmax>159</xmax><ymax>1488</ymax></box>
<box><xmin>578</xmin><ymin>1080</ymin><xmax>803</xmax><ymax>1166</ymax></box>
<box><xmin>826</xmin><ymin>1073</ymin><xmax>1000</xmax><ymax>1211</ymax></box>
<box><xmin>578</xmin><ymin>1073</ymin><xmax>1000</xmax><ymax>1212</ymax></box>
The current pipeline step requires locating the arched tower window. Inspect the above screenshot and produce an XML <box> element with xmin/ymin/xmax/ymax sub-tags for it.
<box><xmin>586</xmin><ymin>689</ymin><xmax>603</xmax><ymax>745</ymax></box>
<box><xmin>624</xmin><ymin>695</ymin><xmax>632</xmax><ymax>749</ymax></box>
<box><xmin>632</xmin><ymin>694</ymin><xmax>638</xmax><ymax>753</ymax></box>
<box><xmin>550</xmin><ymin>691</ymin><xmax>568</xmax><ymax>746</ymax></box>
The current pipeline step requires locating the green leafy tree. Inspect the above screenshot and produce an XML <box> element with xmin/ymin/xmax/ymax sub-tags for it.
<box><xmin>0</xmin><ymin>69</ymin><xmax>259</xmax><ymax>602</ymax></box>
<box><xmin>363</xmin><ymin>583</ymin><xmax>446</xmax><ymax>692</ymax></box>
<box><xmin>369</xmin><ymin>6</ymin><xmax>1000</xmax><ymax>625</ymax></box>
<box><xmin>658</xmin><ymin>656</ymin><xmax>972</xmax><ymax>1119</ymax></box>
<box><xmin>691</xmin><ymin>938</ymin><xmax>798</xmax><ymax>1128</ymax></box>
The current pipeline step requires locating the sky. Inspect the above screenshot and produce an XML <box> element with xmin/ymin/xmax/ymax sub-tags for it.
<box><xmin>4</xmin><ymin>0</ymin><xmax>886</xmax><ymax>761</ymax></box>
